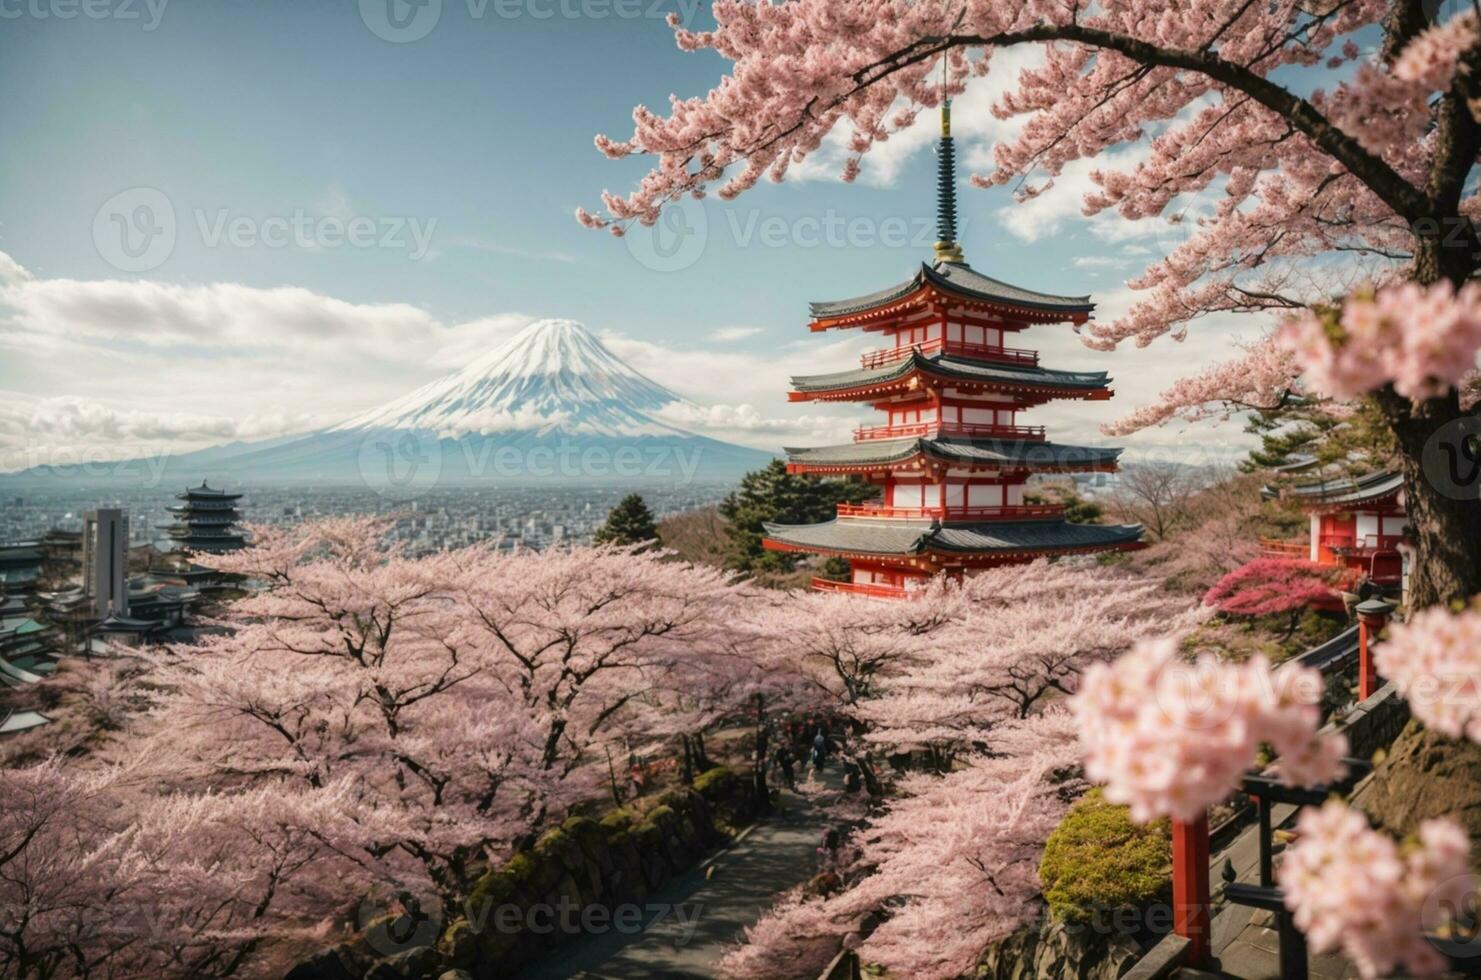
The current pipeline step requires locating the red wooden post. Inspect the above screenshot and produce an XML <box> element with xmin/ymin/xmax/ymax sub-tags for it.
<box><xmin>1355</xmin><ymin>597</ymin><xmax>1395</xmax><ymax>701</ymax></box>
<box><xmin>1171</xmin><ymin>812</ymin><xmax>1211</xmax><ymax>964</ymax></box>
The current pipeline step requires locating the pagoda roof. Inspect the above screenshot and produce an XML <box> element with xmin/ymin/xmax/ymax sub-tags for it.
<box><xmin>763</xmin><ymin>517</ymin><xmax>1142</xmax><ymax>559</ymax></box>
<box><xmin>92</xmin><ymin>613</ymin><xmax>160</xmax><ymax>634</ymax></box>
<box><xmin>1278</xmin><ymin>471</ymin><xmax>1403</xmax><ymax>509</ymax></box>
<box><xmin>785</xmin><ymin>435</ymin><xmax>1121</xmax><ymax>473</ymax></box>
<box><xmin>790</xmin><ymin>350</ymin><xmax>1110</xmax><ymax>398</ymax></box>
<box><xmin>810</xmin><ymin>261</ymin><xmax>1093</xmax><ymax>321</ymax></box>
<box><xmin>176</xmin><ymin>481</ymin><xmax>241</xmax><ymax>501</ymax></box>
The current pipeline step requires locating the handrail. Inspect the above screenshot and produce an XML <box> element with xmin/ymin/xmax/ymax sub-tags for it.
<box><xmin>853</xmin><ymin>421</ymin><xmax>1047</xmax><ymax>441</ymax></box>
<box><xmin>836</xmin><ymin>502</ymin><xmax>1064</xmax><ymax>521</ymax></box>
<box><xmin>810</xmin><ymin>577</ymin><xmax>910</xmax><ymax>598</ymax></box>
<box><xmin>859</xmin><ymin>336</ymin><xmax>1039</xmax><ymax>369</ymax></box>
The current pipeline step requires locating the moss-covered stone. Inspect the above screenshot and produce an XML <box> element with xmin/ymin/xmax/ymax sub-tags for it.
<box><xmin>1039</xmin><ymin>789</ymin><xmax>1171</xmax><ymax>925</ymax></box>
<box><xmin>692</xmin><ymin>765</ymin><xmax>739</xmax><ymax>797</ymax></box>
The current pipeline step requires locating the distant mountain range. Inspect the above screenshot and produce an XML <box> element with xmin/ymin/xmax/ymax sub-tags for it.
<box><xmin>4</xmin><ymin>319</ymin><xmax>775</xmax><ymax>492</ymax></box>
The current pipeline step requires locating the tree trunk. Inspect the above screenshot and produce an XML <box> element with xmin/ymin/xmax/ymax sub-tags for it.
<box><xmin>1380</xmin><ymin>234</ymin><xmax>1481</xmax><ymax>609</ymax></box>
<box><xmin>694</xmin><ymin>731</ymin><xmax>713</xmax><ymax>771</ymax></box>
<box><xmin>752</xmin><ymin>693</ymin><xmax>771</xmax><ymax>815</ymax></box>
<box><xmin>1374</xmin><ymin>386</ymin><xmax>1481</xmax><ymax>608</ymax></box>
<box><xmin>679</xmin><ymin>734</ymin><xmax>694</xmax><ymax>785</ymax></box>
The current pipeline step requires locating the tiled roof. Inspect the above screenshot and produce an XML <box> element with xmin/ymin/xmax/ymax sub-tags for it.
<box><xmin>810</xmin><ymin>261</ymin><xmax>1094</xmax><ymax>318</ymax></box>
<box><xmin>790</xmin><ymin>351</ymin><xmax>1110</xmax><ymax>394</ymax></box>
<box><xmin>784</xmin><ymin>436</ymin><xmax>1122</xmax><ymax>470</ymax></box>
<box><xmin>1284</xmin><ymin>471</ymin><xmax>1403</xmax><ymax>506</ymax></box>
<box><xmin>763</xmin><ymin>517</ymin><xmax>1143</xmax><ymax>556</ymax></box>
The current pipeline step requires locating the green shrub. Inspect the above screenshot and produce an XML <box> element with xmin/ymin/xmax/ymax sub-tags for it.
<box><xmin>1039</xmin><ymin>790</ymin><xmax>1172</xmax><ymax>924</ymax></box>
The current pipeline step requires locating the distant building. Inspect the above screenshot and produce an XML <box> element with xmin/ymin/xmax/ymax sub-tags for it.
<box><xmin>1261</xmin><ymin>471</ymin><xmax>1408</xmax><ymax>590</ymax></box>
<box><xmin>158</xmin><ymin>481</ymin><xmax>246</xmax><ymax>553</ymax></box>
<box><xmin>82</xmin><ymin>508</ymin><xmax>129</xmax><ymax>617</ymax></box>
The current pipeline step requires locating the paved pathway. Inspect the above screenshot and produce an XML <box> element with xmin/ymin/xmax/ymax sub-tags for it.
<box><xmin>521</xmin><ymin>777</ymin><xmax>842</xmax><ymax>980</ymax></box>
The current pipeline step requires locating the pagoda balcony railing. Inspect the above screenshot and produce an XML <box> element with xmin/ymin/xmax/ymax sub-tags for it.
<box><xmin>859</xmin><ymin>336</ymin><xmax>1039</xmax><ymax>370</ymax></box>
<box><xmin>853</xmin><ymin>421</ymin><xmax>1047</xmax><ymax>442</ymax></box>
<box><xmin>810</xmin><ymin>577</ymin><xmax>912</xmax><ymax>599</ymax></box>
<box><xmin>1319</xmin><ymin>533</ymin><xmax>1403</xmax><ymax>555</ymax></box>
<box><xmin>1258</xmin><ymin>537</ymin><xmax>1309</xmax><ymax>559</ymax></box>
<box><xmin>836</xmin><ymin>502</ymin><xmax>1065</xmax><ymax>521</ymax></box>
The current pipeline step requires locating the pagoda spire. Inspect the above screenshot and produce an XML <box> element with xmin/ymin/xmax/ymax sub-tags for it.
<box><xmin>933</xmin><ymin>100</ymin><xmax>964</xmax><ymax>265</ymax></box>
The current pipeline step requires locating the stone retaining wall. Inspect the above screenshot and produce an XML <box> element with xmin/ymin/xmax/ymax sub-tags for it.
<box><xmin>287</xmin><ymin>766</ymin><xmax>758</xmax><ymax>980</ymax></box>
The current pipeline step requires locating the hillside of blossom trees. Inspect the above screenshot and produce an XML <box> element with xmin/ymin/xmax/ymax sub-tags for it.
<box><xmin>0</xmin><ymin>517</ymin><xmax>1210</xmax><ymax>979</ymax></box>
<box><xmin>4</xmin><ymin>493</ymin><xmax>1477</xmax><ymax>979</ymax></box>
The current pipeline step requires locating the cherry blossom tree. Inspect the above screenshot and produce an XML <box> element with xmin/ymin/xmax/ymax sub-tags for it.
<box><xmin>0</xmin><ymin>757</ymin><xmax>379</xmax><ymax>980</ymax></box>
<box><xmin>719</xmin><ymin>563</ymin><xmax>1204</xmax><ymax>977</ymax></box>
<box><xmin>156</xmin><ymin>519</ymin><xmax>755</xmax><ymax>916</ymax></box>
<box><xmin>855</xmin><ymin>560</ymin><xmax>1204</xmax><ymax>762</ymax></box>
<box><xmin>583</xmin><ymin>0</ymin><xmax>1481</xmax><ymax>606</ymax></box>
<box><xmin>1203</xmin><ymin>557</ymin><xmax>1357</xmax><ymax>635</ymax></box>
<box><xmin>720</xmin><ymin>714</ymin><xmax>1085</xmax><ymax>980</ymax></box>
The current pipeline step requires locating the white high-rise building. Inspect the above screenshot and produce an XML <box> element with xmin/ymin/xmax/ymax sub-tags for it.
<box><xmin>83</xmin><ymin>508</ymin><xmax>129</xmax><ymax>617</ymax></box>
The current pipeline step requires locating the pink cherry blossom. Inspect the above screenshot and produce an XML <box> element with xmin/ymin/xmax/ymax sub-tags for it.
<box><xmin>1279</xmin><ymin>800</ymin><xmax>1474</xmax><ymax>979</ymax></box>
<box><xmin>1374</xmin><ymin>603</ymin><xmax>1481</xmax><ymax>742</ymax></box>
<box><xmin>1071</xmin><ymin>637</ymin><xmax>1347</xmax><ymax>822</ymax></box>
<box><xmin>1277</xmin><ymin>280</ymin><xmax>1481</xmax><ymax>402</ymax></box>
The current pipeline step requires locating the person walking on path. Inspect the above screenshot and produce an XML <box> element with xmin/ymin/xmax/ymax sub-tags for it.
<box><xmin>774</xmin><ymin>744</ymin><xmax>796</xmax><ymax>791</ymax></box>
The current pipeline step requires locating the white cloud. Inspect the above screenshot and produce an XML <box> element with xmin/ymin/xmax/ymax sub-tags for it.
<box><xmin>0</xmin><ymin>393</ymin><xmax>318</xmax><ymax>473</ymax></box>
<box><xmin>708</xmin><ymin>325</ymin><xmax>764</xmax><ymax>342</ymax></box>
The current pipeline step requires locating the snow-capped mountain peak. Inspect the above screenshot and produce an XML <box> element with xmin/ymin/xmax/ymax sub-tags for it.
<box><xmin>333</xmin><ymin>318</ymin><xmax>691</xmax><ymax>438</ymax></box>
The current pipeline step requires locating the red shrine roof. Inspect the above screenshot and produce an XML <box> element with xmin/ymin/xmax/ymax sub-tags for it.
<box><xmin>763</xmin><ymin>517</ymin><xmax>1143</xmax><ymax>561</ymax></box>
<box><xmin>788</xmin><ymin>350</ymin><xmax>1112</xmax><ymax>403</ymax></box>
<box><xmin>809</xmin><ymin>260</ymin><xmax>1094</xmax><ymax>327</ymax></box>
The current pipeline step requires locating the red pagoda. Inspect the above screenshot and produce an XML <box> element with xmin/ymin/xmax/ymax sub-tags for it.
<box><xmin>762</xmin><ymin>102</ymin><xmax>1143</xmax><ymax>596</ymax></box>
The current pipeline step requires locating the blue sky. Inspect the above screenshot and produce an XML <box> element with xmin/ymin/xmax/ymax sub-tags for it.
<box><xmin>0</xmin><ymin>0</ymin><xmax>1270</xmax><ymax>471</ymax></box>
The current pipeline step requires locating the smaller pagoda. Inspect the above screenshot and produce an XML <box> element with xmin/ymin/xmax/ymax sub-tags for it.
<box><xmin>158</xmin><ymin>482</ymin><xmax>246</xmax><ymax>554</ymax></box>
<box><xmin>1260</xmin><ymin>471</ymin><xmax>1407</xmax><ymax>588</ymax></box>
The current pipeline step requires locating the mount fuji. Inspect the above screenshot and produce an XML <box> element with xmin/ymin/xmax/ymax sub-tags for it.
<box><xmin>5</xmin><ymin>319</ymin><xmax>776</xmax><ymax>489</ymax></box>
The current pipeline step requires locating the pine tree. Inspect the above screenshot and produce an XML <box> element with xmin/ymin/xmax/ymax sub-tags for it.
<box><xmin>594</xmin><ymin>493</ymin><xmax>660</xmax><ymax>548</ymax></box>
<box><xmin>718</xmin><ymin>460</ymin><xmax>874</xmax><ymax>573</ymax></box>
<box><xmin>1239</xmin><ymin>396</ymin><xmax>1396</xmax><ymax>477</ymax></box>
